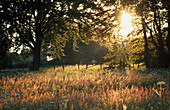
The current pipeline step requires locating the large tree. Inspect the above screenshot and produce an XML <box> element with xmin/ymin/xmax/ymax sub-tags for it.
<box><xmin>0</xmin><ymin>11</ymin><xmax>13</xmax><ymax>69</ymax></box>
<box><xmin>120</xmin><ymin>0</ymin><xmax>170</xmax><ymax>68</ymax></box>
<box><xmin>2</xmin><ymin>0</ymin><xmax>110</xmax><ymax>70</ymax></box>
<box><xmin>136</xmin><ymin>0</ymin><xmax>170</xmax><ymax>68</ymax></box>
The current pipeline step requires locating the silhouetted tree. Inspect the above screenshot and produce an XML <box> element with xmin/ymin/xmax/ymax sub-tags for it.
<box><xmin>0</xmin><ymin>16</ymin><xmax>13</xmax><ymax>69</ymax></box>
<box><xmin>121</xmin><ymin>0</ymin><xmax>170</xmax><ymax>68</ymax></box>
<box><xmin>1</xmin><ymin>0</ymin><xmax>109</xmax><ymax>70</ymax></box>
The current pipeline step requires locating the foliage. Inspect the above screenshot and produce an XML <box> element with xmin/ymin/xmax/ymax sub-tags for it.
<box><xmin>1</xmin><ymin>0</ymin><xmax>170</xmax><ymax>70</ymax></box>
<box><xmin>0</xmin><ymin>19</ymin><xmax>13</xmax><ymax>69</ymax></box>
<box><xmin>104</xmin><ymin>39</ymin><xmax>132</xmax><ymax>69</ymax></box>
<box><xmin>50</xmin><ymin>39</ymin><xmax>108</xmax><ymax>65</ymax></box>
<box><xmin>105</xmin><ymin>0</ymin><xmax>170</xmax><ymax>69</ymax></box>
<box><xmin>0</xmin><ymin>65</ymin><xmax>169</xmax><ymax>110</ymax></box>
<box><xmin>76</xmin><ymin>40</ymin><xmax>108</xmax><ymax>64</ymax></box>
<box><xmin>1</xmin><ymin>0</ymin><xmax>110</xmax><ymax>70</ymax></box>
<box><xmin>127</xmin><ymin>0</ymin><xmax>170</xmax><ymax>68</ymax></box>
<box><xmin>0</xmin><ymin>52</ymin><xmax>13</xmax><ymax>69</ymax></box>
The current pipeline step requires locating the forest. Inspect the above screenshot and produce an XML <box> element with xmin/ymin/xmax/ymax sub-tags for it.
<box><xmin>0</xmin><ymin>0</ymin><xmax>170</xmax><ymax>110</ymax></box>
<box><xmin>1</xmin><ymin>0</ymin><xmax>170</xmax><ymax>70</ymax></box>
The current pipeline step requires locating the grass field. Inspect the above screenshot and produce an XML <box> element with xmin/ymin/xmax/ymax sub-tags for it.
<box><xmin>0</xmin><ymin>65</ymin><xmax>169</xmax><ymax>110</ymax></box>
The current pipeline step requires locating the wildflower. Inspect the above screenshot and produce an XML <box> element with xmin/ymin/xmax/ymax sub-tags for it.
<box><xmin>119</xmin><ymin>98</ymin><xmax>123</xmax><ymax>103</ymax></box>
<box><xmin>71</xmin><ymin>103</ymin><xmax>74</xmax><ymax>110</ymax></box>
<box><xmin>0</xmin><ymin>87</ymin><xmax>5</xmax><ymax>90</ymax></box>
<box><xmin>153</xmin><ymin>81</ymin><xmax>166</xmax><ymax>97</ymax></box>
<box><xmin>27</xmin><ymin>88</ymin><xmax>32</xmax><ymax>90</ymax></box>
<box><xmin>37</xmin><ymin>108</ymin><xmax>43</xmax><ymax>110</ymax></box>
<box><xmin>50</xmin><ymin>101</ymin><xmax>55</xmax><ymax>104</ymax></box>
<box><xmin>157</xmin><ymin>81</ymin><xmax>165</xmax><ymax>86</ymax></box>
<box><xmin>123</xmin><ymin>104</ymin><xmax>127</xmax><ymax>110</ymax></box>
<box><xmin>4</xmin><ymin>105</ymin><xmax>11</xmax><ymax>110</ymax></box>
<box><xmin>17</xmin><ymin>94</ymin><xmax>27</xmax><ymax>97</ymax></box>
<box><xmin>4</xmin><ymin>93</ymin><xmax>11</xmax><ymax>96</ymax></box>
<box><xmin>0</xmin><ymin>103</ymin><xmax>2</xmax><ymax>110</ymax></box>
<box><xmin>4</xmin><ymin>99</ymin><xmax>14</xmax><ymax>102</ymax></box>
<box><xmin>96</xmin><ymin>80</ymin><xmax>102</xmax><ymax>84</ymax></box>
<box><xmin>61</xmin><ymin>96</ymin><xmax>67</xmax><ymax>99</ymax></box>
<box><xmin>0</xmin><ymin>96</ymin><xmax>4</xmax><ymax>98</ymax></box>
<box><xmin>20</xmin><ymin>108</ymin><xmax>28</xmax><ymax>110</ymax></box>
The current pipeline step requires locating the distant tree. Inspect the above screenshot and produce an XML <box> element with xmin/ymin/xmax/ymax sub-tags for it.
<box><xmin>61</xmin><ymin>39</ymin><xmax>80</xmax><ymax>65</ymax></box>
<box><xmin>78</xmin><ymin>40</ymin><xmax>108</xmax><ymax>65</ymax></box>
<box><xmin>61</xmin><ymin>39</ymin><xmax>108</xmax><ymax>66</ymax></box>
<box><xmin>104</xmin><ymin>39</ymin><xmax>132</xmax><ymax>69</ymax></box>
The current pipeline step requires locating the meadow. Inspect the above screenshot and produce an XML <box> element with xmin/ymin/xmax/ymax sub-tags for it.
<box><xmin>0</xmin><ymin>65</ymin><xmax>169</xmax><ymax>110</ymax></box>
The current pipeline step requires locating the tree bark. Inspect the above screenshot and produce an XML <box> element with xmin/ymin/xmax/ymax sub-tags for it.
<box><xmin>100</xmin><ymin>64</ymin><xmax>102</xmax><ymax>69</ymax></box>
<box><xmin>166</xmin><ymin>4</ymin><xmax>170</xmax><ymax>53</ymax></box>
<box><xmin>153</xmin><ymin>10</ymin><xmax>169</xmax><ymax>68</ymax></box>
<box><xmin>166</xmin><ymin>6</ymin><xmax>170</xmax><ymax>67</ymax></box>
<box><xmin>142</xmin><ymin>18</ymin><xmax>151</xmax><ymax>68</ymax></box>
<box><xmin>30</xmin><ymin>8</ymin><xmax>42</xmax><ymax>71</ymax></box>
<box><xmin>31</xmin><ymin>41</ymin><xmax>41</xmax><ymax>70</ymax></box>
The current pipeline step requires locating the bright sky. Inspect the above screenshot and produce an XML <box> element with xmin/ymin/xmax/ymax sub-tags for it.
<box><xmin>119</xmin><ymin>11</ymin><xmax>133</xmax><ymax>37</ymax></box>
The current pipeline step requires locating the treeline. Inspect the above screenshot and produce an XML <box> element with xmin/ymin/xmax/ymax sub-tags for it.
<box><xmin>105</xmin><ymin>0</ymin><xmax>170</xmax><ymax>69</ymax></box>
<box><xmin>0</xmin><ymin>40</ymin><xmax>108</xmax><ymax>69</ymax></box>
<box><xmin>1</xmin><ymin>0</ymin><xmax>169</xmax><ymax>70</ymax></box>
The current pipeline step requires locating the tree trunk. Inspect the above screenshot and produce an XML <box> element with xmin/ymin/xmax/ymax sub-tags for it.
<box><xmin>31</xmin><ymin>42</ymin><xmax>41</xmax><ymax>70</ymax></box>
<box><xmin>166</xmin><ymin>6</ymin><xmax>170</xmax><ymax>66</ymax></box>
<box><xmin>86</xmin><ymin>64</ymin><xmax>88</xmax><ymax>69</ymax></box>
<box><xmin>62</xmin><ymin>65</ymin><xmax>65</xmax><ymax>70</ymax></box>
<box><xmin>142</xmin><ymin>18</ymin><xmax>151</xmax><ymax>68</ymax></box>
<box><xmin>78</xmin><ymin>64</ymin><xmax>80</xmax><ymax>70</ymax></box>
<box><xmin>30</xmin><ymin>8</ymin><xmax>42</xmax><ymax>71</ymax></box>
<box><xmin>100</xmin><ymin>64</ymin><xmax>102</xmax><ymax>69</ymax></box>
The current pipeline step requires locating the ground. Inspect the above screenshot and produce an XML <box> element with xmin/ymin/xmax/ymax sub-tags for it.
<box><xmin>0</xmin><ymin>65</ymin><xmax>169</xmax><ymax>110</ymax></box>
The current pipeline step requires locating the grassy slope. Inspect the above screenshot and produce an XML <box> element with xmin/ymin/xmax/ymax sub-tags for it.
<box><xmin>0</xmin><ymin>65</ymin><xmax>169</xmax><ymax>110</ymax></box>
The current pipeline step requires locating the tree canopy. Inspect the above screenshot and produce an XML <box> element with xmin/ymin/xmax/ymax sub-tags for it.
<box><xmin>1</xmin><ymin>0</ymin><xmax>170</xmax><ymax>70</ymax></box>
<box><xmin>104</xmin><ymin>0</ymin><xmax>170</xmax><ymax>68</ymax></box>
<box><xmin>1</xmin><ymin>0</ymin><xmax>111</xmax><ymax>70</ymax></box>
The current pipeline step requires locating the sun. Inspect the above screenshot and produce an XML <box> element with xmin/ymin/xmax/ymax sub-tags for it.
<box><xmin>119</xmin><ymin>11</ymin><xmax>133</xmax><ymax>37</ymax></box>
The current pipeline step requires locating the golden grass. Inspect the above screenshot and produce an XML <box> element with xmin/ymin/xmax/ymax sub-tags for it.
<box><xmin>0</xmin><ymin>65</ymin><xmax>169</xmax><ymax>110</ymax></box>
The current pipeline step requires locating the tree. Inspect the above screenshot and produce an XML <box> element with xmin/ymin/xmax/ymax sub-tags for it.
<box><xmin>0</xmin><ymin>13</ymin><xmax>13</xmax><ymax>69</ymax></box>
<box><xmin>104</xmin><ymin>38</ymin><xmax>133</xmax><ymax>69</ymax></box>
<box><xmin>136</xmin><ymin>1</ymin><xmax>151</xmax><ymax>68</ymax></box>
<box><xmin>2</xmin><ymin>0</ymin><xmax>108</xmax><ymax>70</ymax></box>
<box><xmin>136</xmin><ymin>0</ymin><xmax>170</xmax><ymax>68</ymax></box>
<box><xmin>162</xmin><ymin>0</ymin><xmax>170</xmax><ymax>54</ymax></box>
<box><xmin>79</xmin><ymin>40</ymin><xmax>108</xmax><ymax>64</ymax></box>
<box><xmin>121</xmin><ymin>0</ymin><xmax>170</xmax><ymax>68</ymax></box>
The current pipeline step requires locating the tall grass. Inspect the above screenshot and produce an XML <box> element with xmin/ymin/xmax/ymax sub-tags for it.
<box><xmin>0</xmin><ymin>65</ymin><xmax>169</xmax><ymax>110</ymax></box>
